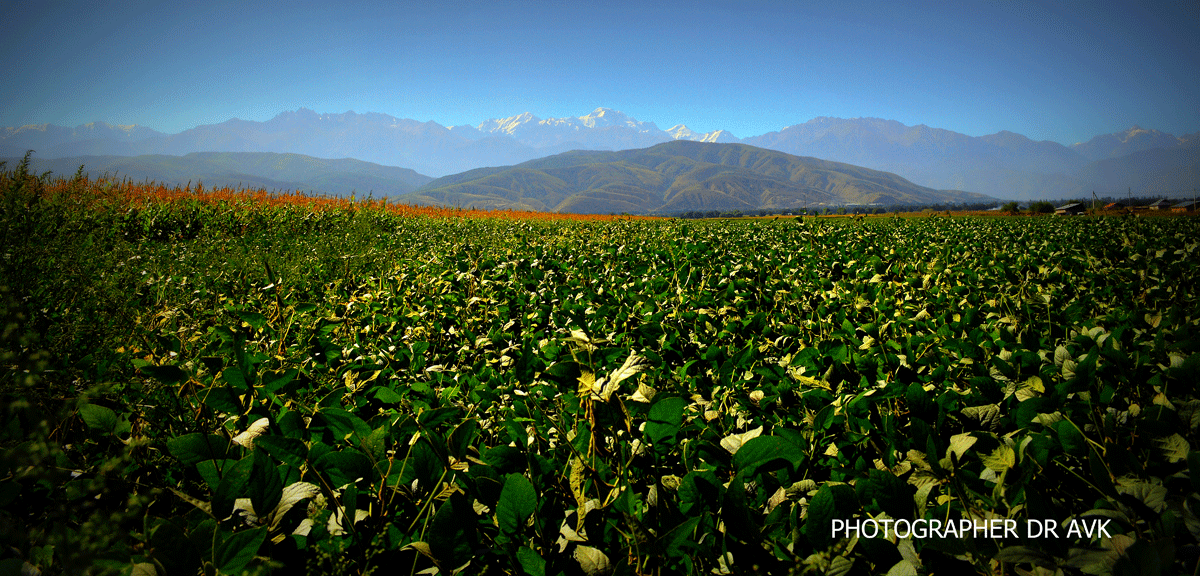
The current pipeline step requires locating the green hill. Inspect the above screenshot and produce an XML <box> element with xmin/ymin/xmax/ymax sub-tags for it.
<box><xmin>3</xmin><ymin>151</ymin><xmax>433</xmax><ymax>197</ymax></box>
<box><xmin>404</xmin><ymin>141</ymin><xmax>989</xmax><ymax>212</ymax></box>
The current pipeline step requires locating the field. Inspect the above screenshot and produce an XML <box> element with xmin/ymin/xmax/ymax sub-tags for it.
<box><xmin>2</xmin><ymin>156</ymin><xmax>1198</xmax><ymax>575</ymax></box>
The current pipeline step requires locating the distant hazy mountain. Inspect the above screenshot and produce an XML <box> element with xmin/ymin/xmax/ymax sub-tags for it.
<box><xmin>3</xmin><ymin>151</ymin><xmax>433</xmax><ymax>197</ymax></box>
<box><xmin>1</xmin><ymin>109</ymin><xmax>550</xmax><ymax>177</ymax></box>
<box><xmin>1072</xmin><ymin>137</ymin><xmax>1200</xmax><ymax>196</ymax></box>
<box><xmin>0</xmin><ymin>121</ymin><xmax>164</xmax><ymax>157</ymax></box>
<box><xmin>403</xmin><ymin>141</ymin><xmax>990</xmax><ymax>213</ymax></box>
<box><xmin>1070</xmin><ymin>125</ymin><xmax>1188</xmax><ymax>162</ymax></box>
<box><xmin>739</xmin><ymin>117</ymin><xmax>1097</xmax><ymax>199</ymax></box>
<box><xmin>3</xmin><ymin>109</ymin><xmax>1196</xmax><ymax>200</ymax></box>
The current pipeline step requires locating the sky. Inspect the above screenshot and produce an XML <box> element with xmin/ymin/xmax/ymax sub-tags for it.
<box><xmin>2</xmin><ymin>0</ymin><xmax>1198</xmax><ymax>146</ymax></box>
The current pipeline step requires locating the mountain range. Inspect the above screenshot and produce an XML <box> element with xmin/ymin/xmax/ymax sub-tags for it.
<box><xmin>2</xmin><ymin>108</ymin><xmax>1197</xmax><ymax>201</ymax></box>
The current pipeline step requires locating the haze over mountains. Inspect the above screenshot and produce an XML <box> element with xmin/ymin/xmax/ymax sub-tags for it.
<box><xmin>2</xmin><ymin>107</ymin><xmax>1197</xmax><ymax>202</ymax></box>
<box><xmin>3</xmin><ymin>152</ymin><xmax>433</xmax><ymax>198</ymax></box>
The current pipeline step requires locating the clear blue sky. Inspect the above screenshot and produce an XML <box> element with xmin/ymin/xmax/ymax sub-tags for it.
<box><xmin>3</xmin><ymin>0</ymin><xmax>1197</xmax><ymax>145</ymax></box>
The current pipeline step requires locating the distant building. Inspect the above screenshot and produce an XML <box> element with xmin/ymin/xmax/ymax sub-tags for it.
<box><xmin>1149</xmin><ymin>199</ymin><xmax>1172</xmax><ymax>210</ymax></box>
<box><xmin>1171</xmin><ymin>200</ymin><xmax>1198</xmax><ymax>212</ymax></box>
<box><xmin>1055</xmin><ymin>202</ymin><xmax>1085</xmax><ymax>215</ymax></box>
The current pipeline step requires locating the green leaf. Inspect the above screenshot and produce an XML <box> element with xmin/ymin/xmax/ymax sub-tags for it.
<box><xmin>397</xmin><ymin>440</ymin><xmax>442</xmax><ymax>489</ymax></box>
<box><xmin>361</xmin><ymin>426</ymin><xmax>389</xmax><ymax>461</ymax></box>
<box><xmin>259</xmin><ymin>369</ymin><xmax>297</xmax><ymax>393</ymax></box>
<box><xmin>721</xmin><ymin>475</ymin><xmax>759</xmax><ymax>542</ymax></box>
<box><xmin>497</xmin><ymin>473</ymin><xmax>537</xmax><ymax>535</ymax></box>
<box><xmin>734</xmin><ymin>435</ymin><xmax>805</xmax><ymax>477</ymax></box>
<box><xmin>203</xmin><ymin>385</ymin><xmax>242</xmax><ymax>415</ymax></box>
<box><xmin>214</xmin><ymin>527</ymin><xmax>266</xmax><ymax>575</ymax></box>
<box><xmin>417</xmin><ymin>406</ymin><xmax>461</xmax><ymax>429</ymax></box>
<box><xmin>254</xmin><ymin>436</ymin><xmax>309</xmax><ymax>467</ymax></box>
<box><xmin>167</xmin><ymin>434</ymin><xmax>233</xmax><ymax>467</ymax></box>
<box><xmin>248</xmin><ymin>449</ymin><xmax>283</xmax><ymax>522</ymax></box>
<box><xmin>222</xmin><ymin>366</ymin><xmax>250</xmax><ymax>390</ymax></box>
<box><xmin>0</xmin><ymin>559</ymin><xmax>27</xmax><ymax>576</ymax></box>
<box><xmin>196</xmin><ymin>459</ymin><xmax>239</xmax><ymax>492</ymax></box>
<box><xmin>78</xmin><ymin>404</ymin><xmax>118</xmax><ymax>434</ymax></box>
<box><xmin>994</xmin><ymin>545</ymin><xmax>1057</xmax><ymax>567</ymax></box>
<box><xmin>678</xmin><ymin>470</ymin><xmax>723</xmax><ymax>516</ymax></box>
<box><xmin>805</xmin><ymin>484</ymin><xmax>837</xmax><ymax>549</ymax></box>
<box><xmin>372</xmin><ymin>386</ymin><xmax>404</xmax><ymax>404</ymax></box>
<box><xmin>235</xmin><ymin>310</ymin><xmax>268</xmax><ymax>332</ymax></box>
<box><xmin>516</xmin><ymin>546</ymin><xmax>546</xmax><ymax>576</ymax></box>
<box><xmin>1056</xmin><ymin>420</ymin><xmax>1086</xmax><ymax>456</ymax></box>
<box><xmin>644</xmin><ymin>396</ymin><xmax>687</xmax><ymax>448</ymax></box>
<box><xmin>904</xmin><ymin>382</ymin><xmax>934</xmax><ymax>418</ymax></box>
<box><xmin>314</xmin><ymin>450</ymin><xmax>373</xmax><ymax>489</ymax></box>
<box><xmin>318</xmin><ymin>408</ymin><xmax>371</xmax><ymax>442</ymax></box>
<box><xmin>661</xmin><ymin>516</ymin><xmax>701</xmax><ymax>558</ymax></box>
<box><xmin>213</xmin><ymin>455</ymin><xmax>255</xmax><ymax>520</ymax></box>
<box><xmin>855</xmin><ymin>469</ymin><xmax>913</xmax><ymax>519</ymax></box>
<box><xmin>448</xmin><ymin>419</ymin><xmax>478</xmax><ymax>461</ymax></box>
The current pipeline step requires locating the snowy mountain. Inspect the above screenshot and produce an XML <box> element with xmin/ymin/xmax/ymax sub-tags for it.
<box><xmin>473</xmin><ymin>108</ymin><xmax>668</xmax><ymax>149</ymax></box>
<box><xmin>666</xmin><ymin>124</ymin><xmax>741</xmax><ymax>143</ymax></box>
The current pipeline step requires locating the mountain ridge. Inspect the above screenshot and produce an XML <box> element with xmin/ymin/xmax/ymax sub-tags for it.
<box><xmin>3</xmin><ymin>109</ymin><xmax>1196</xmax><ymax>200</ymax></box>
<box><xmin>403</xmin><ymin>140</ymin><xmax>991</xmax><ymax>213</ymax></box>
<box><xmin>1</xmin><ymin>151</ymin><xmax>433</xmax><ymax>198</ymax></box>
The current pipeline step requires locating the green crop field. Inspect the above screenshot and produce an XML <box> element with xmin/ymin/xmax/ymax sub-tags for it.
<box><xmin>2</xmin><ymin>157</ymin><xmax>1198</xmax><ymax>575</ymax></box>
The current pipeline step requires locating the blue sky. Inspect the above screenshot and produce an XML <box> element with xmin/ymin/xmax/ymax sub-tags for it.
<box><xmin>3</xmin><ymin>0</ymin><xmax>1197</xmax><ymax>146</ymax></box>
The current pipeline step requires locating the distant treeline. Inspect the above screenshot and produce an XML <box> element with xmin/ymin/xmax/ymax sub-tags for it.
<box><xmin>662</xmin><ymin>201</ymin><xmax>1002</xmax><ymax>219</ymax></box>
<box><xmin>659</xmin><ymin>194</ymin><xmax>1200</xmax><ymax>219</ymax></box>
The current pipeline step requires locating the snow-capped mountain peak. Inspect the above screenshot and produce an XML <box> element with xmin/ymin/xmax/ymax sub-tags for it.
<box><xmin>665</xmin><ymin>124</ymin><xmax>740</xmax><ymax>143</ymax></box>
<box><xmin>477</xmin><ymin>112</ymin><xmax>543</xmax><ymax>136</ymax></box>
<box><xmin>666</xmin><ymin>124</ymin><xmax>697</xmax><ymax>139</ymax></box>
<box><xmin>577</xmin><ymin>107</ymin><xmax>659</xmax><ymax>132</ymax></box>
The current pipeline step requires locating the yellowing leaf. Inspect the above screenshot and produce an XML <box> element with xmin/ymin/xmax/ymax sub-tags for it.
<box><xmin>606</xmin><ymin>352</ymin><xmax>648</xmax><ymax>392</ymax></box>
<box><xmin>1032</xmin><ymin>412</ymin><xmax>1064</xmax><ymax>426</ymax></box>
<box><xmin>946</xmin><ymin>433</ymin><xmax>977</xmax><ymax>461</ymax></box>
<box><xmin>961</xmin><ymin>404</ymin><xmax>1001</xmax><ymax>430</ymax></box>
<box><xmin>577</xmin><ymin>371</ymin><xmax>596</xmax><ymax>397</ymax></box>
<box><xmin>980</xmin><ymin>445</ymin><xmax>1016</xmax><ymax>473</ymax></box>
<box><xmin>574</xmin><ymin>545</ymin><xmax>611</xmax><ymax>575</ymax></box>
<box><xmin>1155</xmin><ymin>434</ymin><xmax>1190</xmax><ymax>463</ymax></box>
<box><xmin>269</xmin><ymin>482</ymin><xmax>321</xmax><ymax>531</ymax></box>
<box><xmin>720</xmin><ymin>426</ymin><xmax>764</xmax><ymax>454</ymax></box>
<box><xmin>1054</xmin><ymin>346</ymin><xmax>1072</xmax><ymax>368</ymax></box>
<box><xmin>232</xmin><ymin>417</ymin><xmax>270</xmax><ymax>449</ymax></box>
<box><xmin>629</xmin><ymin>381</ymin><xmax>657</xmax><ymax>403</ymax></box>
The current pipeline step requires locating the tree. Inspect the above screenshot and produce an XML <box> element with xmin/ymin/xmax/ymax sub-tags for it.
<box><xmin>1002</xmin><ymin>201</ymin><xmax>1019</xmax><ymax>213</ymax></box>
<box><xmin>1029</xmin><ymin>201</ymin><xmax>1054</xmax><ymax>214</ymax></box>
